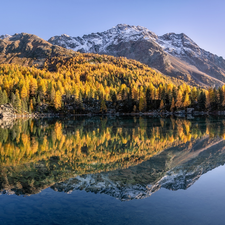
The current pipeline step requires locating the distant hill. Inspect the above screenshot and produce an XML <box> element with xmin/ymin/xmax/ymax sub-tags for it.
<box><xmin>0</xmin><ymin>33</ymin><xmax>76</xmax><ymax>68</ymax></box>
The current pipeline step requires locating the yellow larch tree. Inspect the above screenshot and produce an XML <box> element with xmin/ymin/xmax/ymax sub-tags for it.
<box><xmin>175</xmin><ymin>89</ymin><xmax>183</xmax><ymax>109</ymax></box>
<box><xmin>54</xmin><ymin>90</ymin><xmax>62</xmax><ymax>110</ymax></box>
<box><xmin>21</xmin><ymin>85</ymin><xmax>28</xmax><ymax>100</ymax></box>
<box><xmin>183</xmin><ymin>92</ymin><xmax>190</xmax><ymax>108</ymax></box>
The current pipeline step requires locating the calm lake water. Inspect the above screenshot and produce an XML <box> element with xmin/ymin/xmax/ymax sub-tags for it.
<box><xmin>1</xmin><ymin>116</ymin><xmax>225</xmax><ymax>225</ymax></box>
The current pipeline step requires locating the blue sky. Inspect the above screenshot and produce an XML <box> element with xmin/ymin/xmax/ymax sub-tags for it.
<box><xmin>1</xmin><ymin>0</ymin><xmax>225</xmax><ymax>57</ymax></box>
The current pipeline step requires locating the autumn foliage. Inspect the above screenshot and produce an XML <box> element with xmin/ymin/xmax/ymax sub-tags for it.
<box><xmin>0</xmin><ymin>53</ymin><xmax>224</xmax><ymax>112</ymax></box>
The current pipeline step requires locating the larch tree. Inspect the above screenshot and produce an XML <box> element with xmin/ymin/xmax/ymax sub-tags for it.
<box><xmin>51</xmin><ymin>87</ymin><xmax>56</xmax><ymax>104</ymax></box>
<box><xmin>183</xmin><ymin>92</ymin><xmax>190</xmax><ymax>108</ymax></box>
<box><xmin>30</xmin><ymin>78</ymin><xmax>38</xmax><ymax>96</ymax></box>
<box><xmin>54</xmin><ymin>90</ymin><xmax>62</xmax><ymax>110</ymax></box>
<box><xmin>175</xmin><ymin>89</ymin><xmax>183</xmax><ymax>109</ymax></box>
<box><xmin>21</xmin><ymin>85</ymin><xmax>28</xmax><ymax>100</ymax></box>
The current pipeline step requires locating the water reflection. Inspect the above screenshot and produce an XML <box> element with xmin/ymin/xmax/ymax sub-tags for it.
<box><xmin>0</xmin><ymin>116</ymin><xmax>225</xmax><ymax>199</ymax></box>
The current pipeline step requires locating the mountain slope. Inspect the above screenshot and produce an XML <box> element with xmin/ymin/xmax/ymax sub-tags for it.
<box><xmin>48</xmin><ymin>24</ymin><xmax>225</xmax><ymax>87</ymax></box>
<box><xmin>0</xmin><ymin>32</ymin><xmax>186</xmax><ymax>89</ymax></box>
<box><xmin>52</xmin><ymin>136</ymin><xmax>225</xmax><ymax>201</ymax></box>
<box><xmin>0</xmin><ymin>33</ymin><xmax>76</xmax><ymax>67</ymax></box>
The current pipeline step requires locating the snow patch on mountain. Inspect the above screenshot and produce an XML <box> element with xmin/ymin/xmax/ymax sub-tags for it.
<box><xmin>52</xmin><ymin>174</ymin><xmax>161</xmax><ymax>201</ymax></box>
<box><xmin>48</xmin><ymin>24</ymin><xmax>158</xmax><ymax>53</ymax></box>
<box><xmin>157</xmin><ymin>33</ymin><xmax>205</xmax><ymax>58</ymax></box>
<box><xmin>48</xmin><ymin>24</ymin><xmax>203</xmax><ymax>58</ymax></box>
<box><xmin>51</xmin><ymin>166</ymin><xmax>204</xmax><ymax>201</ymax></box>
<box><xmin>0</xmin><ymin>34</ymin><xmax>12</xmax><ymax>40</ymax></box>
<box><xmin>49</xmin><ymin>24</ymin><xmax>225</xmax><ymax>65</ymax></box>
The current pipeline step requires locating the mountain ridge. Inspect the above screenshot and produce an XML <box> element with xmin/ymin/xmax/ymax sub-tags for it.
<box><xmin>1</xmin><ymin>25</ymin><xmax>225</xmax><ymax>88</ymax></box>
<box><xmin>48</xmin><ymin>24</ymin><xmax>225</xmax><ymax>87</ymax></box>
<box><xmin>0</xmin><ymin>32</ymin><xmax>76</xmax><ymax>67</ymax></box>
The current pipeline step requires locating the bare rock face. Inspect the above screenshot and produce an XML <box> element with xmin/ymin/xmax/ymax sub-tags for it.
<box><xmin>0</xmin><ymin>104</ymin><xmax>18</xmax><ymax>128</ymax></box>
<box><xmin>0</xmin><ymin>103</ymin><xmax>17</xmax><ymax>117</ymax></box>
<box><xmin>49</xmin><ymin>24</ymin><xmax>225</xmax><ymax>87</ymax></box>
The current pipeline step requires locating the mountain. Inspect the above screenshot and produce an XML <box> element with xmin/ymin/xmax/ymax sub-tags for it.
<box><xmin>0</xmin><ymin>32</ymin><xmax>76</xmax><ymax>67</ymax></box>
<box><xmin>1</xmin><ymin>117</ymin><xmax>225</xmax><ymax>200</ymax></box>
<box><xmin>0</xmin><ymin>32</ymin><xmax>185</xmax><ymax>90</ymax></box>
<box><xmin>52</xmin><ymin>136</ymin><xmax>225</xmax><ymax>201</ymax></box>
<box><xmin>48</xmin><ymin>24</ymin><xmax>225</xmax><ymax>87</ymax></box>
<box><xmin>1</xmin><ymin>27</ymin><xmax>224</xmax><ymax>88</ymax></box>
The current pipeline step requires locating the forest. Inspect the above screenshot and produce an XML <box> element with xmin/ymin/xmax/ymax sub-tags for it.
<box><xmin>1</xmin><ymin>117</ymin><xmax>222</xmax><ymax>170</ymax></box>
<box><xmin>0</xmin><ymin>53</ymin><xmax>224</xmax><ymax>114</ymax></box>
<box><xmin>1</xmin><ymin>117</ymin><xmax>223</xmax><ymax>195</ymax></box>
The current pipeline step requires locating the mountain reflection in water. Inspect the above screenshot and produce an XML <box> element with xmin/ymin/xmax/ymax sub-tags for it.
<box><xmin>0</xmin><ymin>116</ymin><xmax>225</xmax><ymax>200</ymax></box>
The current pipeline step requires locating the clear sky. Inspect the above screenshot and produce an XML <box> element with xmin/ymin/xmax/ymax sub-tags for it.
<box><xmin>1</xmin><ymin>0</ymin><xmax>225</xmax><ymax>58</ymax></box>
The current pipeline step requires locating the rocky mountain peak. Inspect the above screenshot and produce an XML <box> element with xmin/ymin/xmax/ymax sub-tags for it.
<box><xmin>109</xmin><ymin>23</ymin><xmax>155</xmax><ymax>35</ymax></box>
<box><xmin>1</xmin><ymin>24</ymin><xmax>225</xmax><ymax>88</ymax></box>
<box><xmin>157</xmin><ymin>32</ymin><xmax>200</xmax><ymax>56</ymax></box>
<box><xmin>0</xmin><ymin>34</ymin><xmax>12</xmax><ymax>40</ymax></box>
<box><xmin>48</xmin><ymin>24</ymin><xmax>158</xmax><ymax>53</ymax></box>
<box><xmin>108</xmin><ymin>24</ymin><xmax>158</xmax><ymax>39</ymax></box>
<box><xmin>47</xmin><ymin>24</ymin><xmax>225</xmax><ymax>87</ymax></box>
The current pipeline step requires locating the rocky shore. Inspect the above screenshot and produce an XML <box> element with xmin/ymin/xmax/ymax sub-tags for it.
<box><xmin>0</xmin><ymin>104</ymin><xmax>224</xmax><ymax>123</ymax></box>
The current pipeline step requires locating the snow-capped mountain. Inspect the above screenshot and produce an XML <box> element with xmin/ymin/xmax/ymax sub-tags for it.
<box><xmin>52</xmin><ymin>137</ymin><xmax>225</xmax><ymax>201</ymax></box>
<box><xmin>49</xmin><ymin>24</ymin><xmax>158</xmax><ymax>53</ymax></box>
<box><xmin>1</xmin><ymin>131</ymin><xmax>225</xmax><ymax>200</ymax></box>
<box><xmin>50</xmin><ymin>166</ymin><xmax>204</xmax><ymax>201</ymax></box>
<box><xmin>49</xmin><ymin>24</ymin><xmax>225</xmax><ymax>87</ymax></box>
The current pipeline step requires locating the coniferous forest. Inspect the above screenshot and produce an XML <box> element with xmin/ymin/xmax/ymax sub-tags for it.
<box><xmin>0</xmin><ymin>52</ymin><xmax>224</xmax><ymax>115</ymax></box>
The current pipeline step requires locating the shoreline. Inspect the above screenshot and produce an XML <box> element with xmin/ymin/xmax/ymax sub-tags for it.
<box><xmin>1</xmin><ymin>110</ymin><xmax>225</xmax><ymax>120</ymax></box>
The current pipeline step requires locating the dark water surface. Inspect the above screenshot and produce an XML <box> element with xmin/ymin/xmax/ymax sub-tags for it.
<box><xmin>0</xmin><ymin>116</ymin><xmax>225</xmax><ymax>225</ymax></box>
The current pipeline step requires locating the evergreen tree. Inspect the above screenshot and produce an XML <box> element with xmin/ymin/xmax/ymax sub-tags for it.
<box><xmin>205</xmin><ymin>91</ymin><xmax>210</xmax><ymax>109</ymax></box>
<box><xmin>110</xmin><ymin>90</ymin><xmax>117</xmax><ymax>104</ymax></box>
<box><xmin>146</xmin><ymin>87</ymin><xmax>151</xmax><ymax>110</ymax></box>
<box><xmin>172</xmin><ymin>87</ymin><xmax>177</xmax><ymax>100</ymax></box>
<box><xmin>170</xmin><ymin>98</ymin><xmax>175</xmax><ymax>112</ymax></box>
<box><xmin>198</xmin><ymin>91</ymin><xmax>206</xmax><ymax>110</ymax></box>
<box><xmin>100</xmin><ymin>99</ymin><xmax>107</xmax><ymax>113</ymax></box>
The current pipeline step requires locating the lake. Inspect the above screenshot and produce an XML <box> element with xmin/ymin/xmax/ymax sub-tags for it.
<box><xmin>0</xmin><ymin>116</ymin><xmax>225</xmax><ymax>225</ymax></box>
